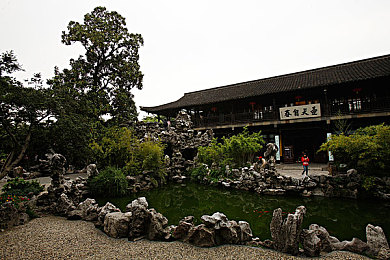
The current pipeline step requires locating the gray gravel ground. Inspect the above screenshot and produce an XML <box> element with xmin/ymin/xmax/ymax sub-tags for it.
<box><xmin>0</xmin><ymin>216</ymin><xmax>369</xmax><ymax>260</ymax></box>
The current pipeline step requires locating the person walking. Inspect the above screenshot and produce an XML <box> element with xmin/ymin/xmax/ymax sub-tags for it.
<box><xmin>301</xmin><ymin>153</ymin><xmax>309</xmax><ymax>177</ymax></box>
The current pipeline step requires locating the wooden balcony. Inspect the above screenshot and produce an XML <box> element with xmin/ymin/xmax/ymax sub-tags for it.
<box><xmin>193</xmin><ymin>96</ymin><xmax>390</xmax><ymax>130</ymax></box>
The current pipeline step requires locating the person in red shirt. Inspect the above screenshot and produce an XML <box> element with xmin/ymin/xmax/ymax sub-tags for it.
<box><xmin>301</xmin><ymin>153</ymin><xmax>309</xmax><ymax>176</ymax></box>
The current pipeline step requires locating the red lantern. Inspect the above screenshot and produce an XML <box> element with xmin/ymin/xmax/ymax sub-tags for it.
<box><xmin>249</xmin><ymin>102</ymin><xmax>256</xmax><ymax>111</ymax></box>
<box><xmin>211</xmin><ymin>107</ymin><xmax>217</xmax><ymax>112</ymax></box>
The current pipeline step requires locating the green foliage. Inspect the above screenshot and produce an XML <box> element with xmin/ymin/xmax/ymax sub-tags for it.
<box><xmin>198</xmin><ymin>127</ymin><xmax>264</xmax><ymax>168</ymax></box>
<box><xmin>1</xmin><ymin>7</ymin><xmax>145</xmax><ymax>174</ymax></box>
<box><xmin>90</xmin><ymin>126</ymin><xmax>166</xmax><ymax>183</ymax></box>
<box><xmin>0</xmin><ymin>194</ymin><xmax>30</xmax><ymax>209</ymax></box>
<box><xmin>55</xmin><ymin>6</ymin><xmax>144</xmax><ymax>124</ymax></box>
<box><xmin>26</xmin><ymin>206</ymin><xmax>39</xmax><ymax>219</ymax></box>
<box><xmin>44</xmin><ymin>6</ymin><xmax>145</xmax><ymax>166</ymax></box>
<box><xmin>362</xmin><ymin>176</ymin><xmax>377</xmax><ymax>191</ymax></box>
<box><xmin>189</xmin><ymin>164</ymin><xmax>209</xmax><ymax>179</ymax></box>
<box><xmin>142</xmin><ymin>116</ymin><xmax>160</xmax><ymax>123</ymax></box>
<box><xmin>197</xmin><ymin>139</ymin><xmax>223</xmax><ymax>166</ymax></box>
<box><xmin>90</xmin><ymin>126</ymin><xmax>138</xmax><ymax>170</ymax></box>
<box><xmin>189</xmin><ymin>164</ymin><xmax>227</xmax><ymax>183</ymax></box>
<box><xmin>208</xmin><ymin>168</ymin><xmax>227</xmax><ymax>183</ymax></box>
<box><xmin>319</xmin><ymin>124</ymin><xmax>390</xmax><ymax>174</ymax></box>
<box><xmin>1</xmin><ymin>177</ymin><xmax>44</xmax><ymax>197</ymax></box>
<box><xmin>142</xmin><ymin>115</ymin><xmax>173</xmax><ymax>124</ymax></box>
<box><xmin>87</xmin><ymin>167</ymin><xmax>128</xmax><ymax>197</ymax></box>
<box><xmin>138</xmin><ymin>140</ymin><xmax>167</xmax><ymax>181</ymax></box>
<box><xmin>0</xmin><ymin>51</ymin><xmax>54</xmax><ymax>178</ymax></box>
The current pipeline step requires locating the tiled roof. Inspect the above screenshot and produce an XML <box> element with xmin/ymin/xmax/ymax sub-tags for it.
<box><xmin>141</xmin><ymin>54</ymin><xmax>390</xmax><ymax>113</ymax></box>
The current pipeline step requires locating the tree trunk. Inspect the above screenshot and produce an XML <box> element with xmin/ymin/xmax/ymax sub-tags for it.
<box><xmin>0</xmin><ymin>131</ymin><xmax>31</xmax><ymax>180</ymax></box>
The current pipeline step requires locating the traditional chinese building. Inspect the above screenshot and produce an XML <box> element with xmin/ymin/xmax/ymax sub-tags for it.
<box><xmin>141</xmin><ymin>54</ymin><xmax>390</xmax><ymax>163</ymax></box>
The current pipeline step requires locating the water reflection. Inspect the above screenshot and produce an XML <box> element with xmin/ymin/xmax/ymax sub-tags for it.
<box><xmin>96</xmin><ymin>182</ymin><xmax>390</xmax><ymax>241</ymax></box>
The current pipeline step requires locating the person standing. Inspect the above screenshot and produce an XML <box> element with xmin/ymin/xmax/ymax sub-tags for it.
<box><xmin>301</xmin><ymin>153</ymin><xmax>309</xmax><ymax>176</ymax></box>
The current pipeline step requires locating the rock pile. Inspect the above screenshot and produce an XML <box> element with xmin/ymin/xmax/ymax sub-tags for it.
<box><xmin>180</xmin><ymin>212</ymin><xmax>253</xmax><ymax>247</ymax></box>
<box><xmin>0</xmin><ymin>201</ymin><xmax>30</xmax><ymax>230</ymax></box>
<box><xmin>135</xmin><ymin>111</ymin><xmax>213</xmax><ymax>178</ymax></box>
<box><xmin>36</xmin><ymin>155</ymin><xmax>89</xmax><ymax>215</ymax></box>
<box><xmin>61</xmin><ymin>196</ymin><xmax>254</xmax><ymax>248</ymax></box>
<box><xmin>270</xmin><ymin>206</ymin><xmax>306</xmax><ymax>255</ymax></box>
<box><xmin>196</xmin><ymin>165</ymin><xmax>390</xmax><ymax>200</ymax></box>
<box><xmin>258</xmin><ymin>206</ymin><xmax>390</xmax><ymax>259</ymax></box>
<box><xmin>103</xmin><ymin>198</ymin><xmax>253</xmax><ymax>247</ymax></box>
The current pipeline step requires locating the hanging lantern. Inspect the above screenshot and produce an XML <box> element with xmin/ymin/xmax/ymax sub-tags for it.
<box><xmin>249</xmin><ymin>102</ymin><xmax>256</xmax><ymax>111</ymax></box>
<box><xmin>211</xmin><ymin>107</ymin><xmax>217</xmax><ymax>112</ymax></box>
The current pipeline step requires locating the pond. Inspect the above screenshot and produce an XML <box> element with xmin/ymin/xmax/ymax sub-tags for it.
<box><xmin>96</xmin><ymin>182</ymin><xmax>390</xmax><ymax>241</ymax></box>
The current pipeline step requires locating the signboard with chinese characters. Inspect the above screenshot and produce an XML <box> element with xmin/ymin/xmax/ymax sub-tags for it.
<box><xmin>279</xmin><ymin>103</ymin><xmax>321</xmax><ymax>120</ymax></box>
<box><xmin>327</xmin><ymin>133</ymin><xmax>334</xmax><ymax>161</ymax></box>
<box><xmin>274</xmin><ymin>135</ymin><xmax>280</xmax><ymax>161</ymax></box>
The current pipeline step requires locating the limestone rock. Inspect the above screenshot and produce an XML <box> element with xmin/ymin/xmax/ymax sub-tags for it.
<box><xmin>185</xmin><ymin>224</ymin><xmax>216</xmax><ymax>247</ymax></box>
<box><xmin>366</xmin><ymin>224</ymin><xmax>390</xmax><ymax>257</ymax></box>
<box><xmin>18</xmin><ymin>212</ymin><xmax>29</xmax><ymax>225</ymax></box>
<box><xmin>201</xmin><ymin>212</ymin><xmax>228</xmax><ymax>229</ymax></box>
<box><xmin>343</xmin><ymin>238</ymin><xmax>369</xmax><ymax>254</ymax></box>
<box><xmin>67</xmin><ymin>209</ymin><xmax>83</xmax><ymax>220</ymax></box>
<box><xmin>215</xmin><ymin>220</ymin><xmax>240</xmax><ymax>245</ymax></box>
<box><xmin>0</xmin><ymin>202</ymin><xmax>19</xmax><ymax>229</ymax></box>
<box><xmin>86</xmin><ymin>164</ymin><xmax>99</xmax><ymax>178</ymax></box>
<box><xmin>56</xmin><ymin>193</ymin><xmax>75</xmax><ymax>215</ymax></box>
<box><xmin>173</xmin><ymin>216</ymin><xmax>194</xmax><ymax>240</ymax></box>
<box><xmin>300</xmin><ymin>229</ymin><xmax>321</xmax><ymax>257</ymax></box>
<box><xmin>77</xmin><ymin>198</ymin><xmax>99</xmax><ymax>221</ymax></box>
<box><xmin>200</xmin><ymin>212</ymin><xmax>253</xmax><ymax>245</ymax></box>
<box><xmin>270</xmin><ymin>206</ymin><xmax>306</xmax><ymax>255</ymax></box>
<box><xmin>97</xmin><ymin>202</ymin><xmax>121</xmax><ymax>227</ymax></box>
<box><xmin>50</xmin><ymin>154</ymin><xmax>66</xmax><ymax>187</ymax></box>
<box><xmin>126</xmin><ymin>197</ymin><xmax>148</xmax><ymax>212</ymax></box>
<box><xmin>146</xmin><ymin>208</ymin><xmax>170</xmax><ymax>240</ymax></box>
<box><xmin>378</xmin><ymin>247</ymin><xmax>390</xmax><ymax>260</ymax></box>
<box><xmin>331</xmin><ymin>241</ymin><xmax>348</xmax><ymax>251</ymax></box>
<box><xmin>238</xmin><ymin>221</ymin><xmax>253</xmax><ymax>242</ymax></box>
<box><xmin>263</xmin><ymin>188</ymin><xmax>285</xmax><ymax>196</ymax></box>
<box><xmin>308</xmin><ymin>224</ymin><xmax>333</xmax><ymax>252</ymax></box>
<box><xmin>103</xmin><ymin>212</ymin><xmax>132</xmax><ymax>238</ymax></box>
<box><xmin>127</xmin><ymin>197</ymin><xmax>150</xmax><ymax>240</ymax></box>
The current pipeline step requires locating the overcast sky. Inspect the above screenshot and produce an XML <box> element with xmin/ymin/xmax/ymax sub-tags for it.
<box><xmin>1</xmin><ymin>0</ymin><xmax>390</xmax><ymax>119</ymax></box>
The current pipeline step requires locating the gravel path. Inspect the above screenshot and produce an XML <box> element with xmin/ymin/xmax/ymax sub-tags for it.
<box><xmin>0</xmin><ymin>216</ymin><xmax>369</xmax><ymax>260</ymax></box>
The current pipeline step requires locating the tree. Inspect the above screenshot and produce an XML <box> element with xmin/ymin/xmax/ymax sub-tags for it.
<box><xmin>0</xmin><ymin>51</ymin><xmax>53</xmax><ymax>179</ymax></box>
<box><xmin>47</xmin><ymin>6</ymin><xmax>144</xmax><ymax>165</ymax></box>
<box><xmin>51</xmin><ymin>6</ymin><xmax>144</xmax><ymax>123</ymax></box>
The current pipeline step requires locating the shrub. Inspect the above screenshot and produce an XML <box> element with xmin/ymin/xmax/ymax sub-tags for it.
<box><xmin>139</xmin><ymin>140</ymin><xmax>167</xmax><ymax>182</ymax></box>
<box><xmin>319</xmin><ymin>124</ymin><xmax>390</xmax><ymax>174</ymax></box>
<box><xmin>1</xmin><ymin>177</ymin><xmax>44</xmax><ymax>197</ymax></box>
<box><xmin>197</xmin><ymin>139</ymin><xmax>223</xmax><ymax>167</ymax></box>
<box><xmin>90</xmin><ymin>126</ymin><xmax>139</xmax><ymax>170</ymax></box>
<box><xmin>90</xmin><ymin>126</ymin><xmax>167</xmax><ymax>183</ymax></box>
<box><xmin>190</xmin><ymin>164</ymin><xmax>209</xmax><ymax>179</ymax></box>
<box><xmin>87</xmin><ymin>167</ymin><xmax>128</xmax><ymax>197</ymax></box>
<box><xmin>0</xmin><ymin>194</ymin><xmax>30</xmax><ymax>209</ymax></box>
<box><xmin>189</xmin><ymin>164</ymin><xmax>228</xmax><ymax>183</ymax></box>
<box><xmin>362</xmin><ymin>176</ymin><xmax>377</xmax><ymax>191</ymax></box>
<box><xmin>198</xmin><ymin>127</ymin><xmax>264</xmax><ymax>168</ymax></box>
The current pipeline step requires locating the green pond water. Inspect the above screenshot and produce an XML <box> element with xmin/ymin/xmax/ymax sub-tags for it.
<box><xmin>96</xmin><ymin>182</ymin><xmax>390</xmax><ymax>241</ymax></box>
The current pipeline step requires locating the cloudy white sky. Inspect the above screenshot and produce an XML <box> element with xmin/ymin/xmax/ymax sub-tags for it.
<box><xmin>1</xmin><ymin>0</ymin><xmax>390</xmax><ymax>119</ymax></box>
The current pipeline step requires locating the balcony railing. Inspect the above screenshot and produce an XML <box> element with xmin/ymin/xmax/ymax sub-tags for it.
<box><xmin>193</xmin><ymin>96</ymin><xmax>390</xmax><ymax>128</ymax></box>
